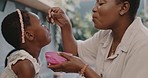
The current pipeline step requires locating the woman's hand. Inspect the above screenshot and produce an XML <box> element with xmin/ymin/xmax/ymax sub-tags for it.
<box><xmin>47</xmin><ymin>7</ymin><xmax>71</xmax><ymax>28</ymax></box>
<box><xmin>48</xmin><ymin>52</ymin><xmax>85</xmax><ymax>73</ymax></box>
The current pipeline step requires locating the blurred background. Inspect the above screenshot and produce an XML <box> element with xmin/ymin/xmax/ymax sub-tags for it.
<box><xmin>0</xmin><ymin>0</ymin><xmax>148</xmax><ymax>73</ymax></box>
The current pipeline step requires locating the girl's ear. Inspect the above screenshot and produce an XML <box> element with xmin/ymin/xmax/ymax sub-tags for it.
<box><xmin>119</xmin><ymin>1</ymin><xmax>130</xmax><ymax>16</ymax></box>
<box><xmin>25</xmin><ymin>30</ymin><xmax>34</xmax><ymax>41</ymax></box>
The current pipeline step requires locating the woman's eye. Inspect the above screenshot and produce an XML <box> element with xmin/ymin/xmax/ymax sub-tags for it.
<box><xmin>99</xmin><ymin>3</ymin><xmax>104</xmax><ymax>6</ymax></box>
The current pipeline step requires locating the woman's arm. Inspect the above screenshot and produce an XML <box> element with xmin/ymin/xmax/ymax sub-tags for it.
<box><xmin>49</xmin><ymin>53</ymin><xmax>101</xmax><ymax>78</ymax></box>
<box><xmin>84</xmin><ymin>65</ymin><xmax>101</xmax><ymax>78</ymax></box>
<box><xmin>48</xmin><ymin>7</ymin><xmax>78</xmax><ymax>55</ymax></box>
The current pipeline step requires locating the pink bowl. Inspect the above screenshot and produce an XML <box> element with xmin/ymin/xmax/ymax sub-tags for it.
<box><xmin>45</xmin><ymin>52</ymin><xmax>67</xmax><ymax>65</ymax></box>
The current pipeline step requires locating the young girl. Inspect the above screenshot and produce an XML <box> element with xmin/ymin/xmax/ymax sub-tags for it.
<box><xmin>0</xmin><ymin>9</ymin><xmax>51</xmax><ymax>78</ymax></box>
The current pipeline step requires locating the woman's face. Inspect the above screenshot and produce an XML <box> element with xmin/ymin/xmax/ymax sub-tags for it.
<box><xmin>92</xmin><ymin>0</ymin><xmax>122</xmax><ymax>29</ymax></box>
<box><xmin>27</xmin><ymin>12</ymin><xmax>51</xmax><ymax>47</ymax></box>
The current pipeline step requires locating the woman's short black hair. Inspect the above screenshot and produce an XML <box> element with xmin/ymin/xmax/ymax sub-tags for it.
<box><xmin>116</xmin><ymin>0</ymin><xmax>140</xmax><ymax>19</ymax></box>
<box><xmin>1</xmin><ymin>10</ymin><xmax>31</xmax><ymax>49</ymax></box>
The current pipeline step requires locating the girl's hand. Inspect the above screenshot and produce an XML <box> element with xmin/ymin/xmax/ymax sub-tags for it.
<box><xmin>48</xmin><ymin>52</ymin><xmax>85</xmax><ymax>73</ymax></box>
<box><xmin>47</xmin><ymin>7</ymin><xmax>71</xmax><ymax>28</ymax></box>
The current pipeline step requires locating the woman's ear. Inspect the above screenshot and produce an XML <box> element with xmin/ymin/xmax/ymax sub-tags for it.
<box><xmin>25</xmin><ymin>31</ymin><xmax>34</xmax><ymax>41</ymax></box>
<box><xmin>119</xmin><ymin>1</ymin><xmax>130</xmax><ymax>16</ymax></box>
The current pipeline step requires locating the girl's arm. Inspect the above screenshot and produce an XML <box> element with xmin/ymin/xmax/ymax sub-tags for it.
<box><xmin>12</xmin><ymin>59</ymin><xmax>35</xmax><ymax>78</ymax></box>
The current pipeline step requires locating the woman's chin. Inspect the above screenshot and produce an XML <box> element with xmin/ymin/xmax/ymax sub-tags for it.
<box><xmin>94</xmin><ymin>25</ymin><xmax>102</xmax><ymax>29</ymax></box>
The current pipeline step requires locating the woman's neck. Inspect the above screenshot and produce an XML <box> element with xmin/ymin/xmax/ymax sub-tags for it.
<box><xmin>111</xmin><ymin>16</ymin><xmax>134</xmax><ymax>42</ymax></box>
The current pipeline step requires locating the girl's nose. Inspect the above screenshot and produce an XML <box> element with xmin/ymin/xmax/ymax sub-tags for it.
<box><xmin>43</xmin><ymin>25</ymin><xmax>50</xmax><ymax>31</ymax></box>
<box><xmin>45</xmin><ymin>26</ymin><xmax>50</xmax><ymax>31</ymax></box>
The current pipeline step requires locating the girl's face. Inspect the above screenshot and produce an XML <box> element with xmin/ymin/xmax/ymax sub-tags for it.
<box><xmin>92</xmin><ymin>0</ymin><xmax>122</xmax><ymax>29</ymax></box>
<box><xmin>26</xmin><ymin>13</ymin><xmax>51</xmax><ymax>47</ymax></box>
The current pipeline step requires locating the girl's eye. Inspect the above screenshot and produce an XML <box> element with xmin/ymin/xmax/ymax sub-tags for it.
<box><xmin>41</xmin><ymin>23</ymin><xmax>45</xmax><ymax>27</ymax></box>
<box><xmin>42</xmin><ymin>24</ymin><xmax>45</xmax><ymax>27</ymax></box>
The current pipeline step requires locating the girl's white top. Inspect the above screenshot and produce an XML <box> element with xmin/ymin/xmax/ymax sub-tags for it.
<box><xmin>0</xmin><ymin>50</ymin><xmax>40</xmax><ymax>78</ymax></box>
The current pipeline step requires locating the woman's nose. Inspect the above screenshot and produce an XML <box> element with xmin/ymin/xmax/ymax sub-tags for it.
<box><xmin>92</xmin><ymin>6</ymin><xmax>97</xmax><ymax>13</ymax></box>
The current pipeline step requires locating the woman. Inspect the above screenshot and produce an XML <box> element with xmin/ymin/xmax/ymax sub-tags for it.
<box><xmin>48</xmin><ymin>0</ymin><xmax>148</xmax><ymax>78</ymax></box>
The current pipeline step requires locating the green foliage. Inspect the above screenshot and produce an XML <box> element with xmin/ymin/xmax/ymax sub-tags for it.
<box><xmin>70</xmin><ymin>11</ymin><xmax>97</xmax><ymax>40</ymax></box>
<box><xmin>137</xmin><ymin>3</ymin><xmax>148</xmax><ymax>26</ymax></box>
<box><xmin>54</xmin><ymin>0</ymin><xmax>97</xmax><ymax>51</ymax></box>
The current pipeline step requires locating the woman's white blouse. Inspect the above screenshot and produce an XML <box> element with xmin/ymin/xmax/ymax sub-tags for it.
<box><xmin>78</xmin><ymin>17</ymin><xmax>148</xmax><ymax>78</ymax></box>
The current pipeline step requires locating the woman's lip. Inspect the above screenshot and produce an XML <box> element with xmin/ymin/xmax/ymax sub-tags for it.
<box><xmin>92</xmin><ymin>14</ymin><xmax>96</xmax><ymax>18</ymax></box>
<box><xmin>92</xmin><ymin>17</ymin><xmax>97</xmax><ymax>21</ymax></box>
<box><xmin>92</xmin><ymin>17</ymin><xmax>98</xmax><ymax>22</ymax></box>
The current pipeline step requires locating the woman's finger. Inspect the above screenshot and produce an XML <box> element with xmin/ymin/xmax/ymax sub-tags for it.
<box><xmin>60</xmin><ymin>53</ymin><xmax>73</xmax><ymax>60</ymax></box>
<box><xmin>46</xmin><ymin>16</ymin><xmax>55</xmax><ymax>24</ymax></box>
<box><xmin>48</xmin><ymin>63</ymin><xmax>66</xmax><ymax>72</ymax></box>
<box><xmin>48</xmin><ymin>9</ymin><xmax>52</xmax><ymax>18</ymax></box>
<box><xmin>52</xmin><ymin>13</ymin><xmax>63</xmax><ymax>18</ymax></box>
<box><xmin>47</xmin><ymin>9</ymin><xmax>55</xmax><ymax>24</ymax></box>
<box><xmin>51</xmin><ymin>7</ymin><xmax>63</xmax><ymax>13</ymax></box>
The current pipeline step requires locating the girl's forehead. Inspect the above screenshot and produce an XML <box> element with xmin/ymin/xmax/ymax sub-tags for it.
<box><xmin>29</xmin><ymin>12</ymin><xmax>40</xmax><ymax>20</ymax></box>
<box><xmin>28</xmin><ymin>12</ymin><xmax>41</xmax><ymax>25</ymax></box>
